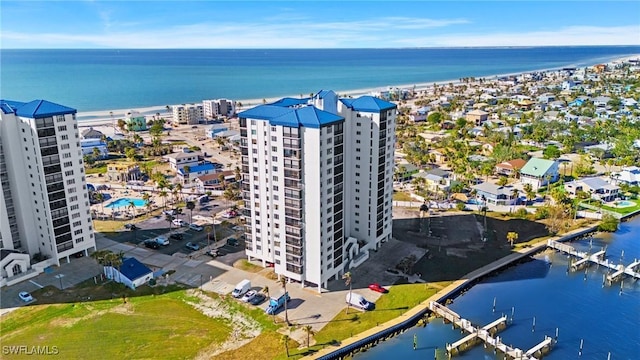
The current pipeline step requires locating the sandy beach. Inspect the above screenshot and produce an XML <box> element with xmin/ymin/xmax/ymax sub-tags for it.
<box><xmin>76</xmin><ymin>54</ymin><xmax>639</xmax><ymax>128</ymax></box>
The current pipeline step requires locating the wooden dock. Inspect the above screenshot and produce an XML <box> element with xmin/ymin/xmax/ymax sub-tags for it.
<box><xmin>429</xmin><ymin>302</ymin><xmax>554</xmax><ymax>359</ymax></box>
<box><xmin>547</xmin><ymin>240</ymin><xmax>640</xmax><ymax>284</ymax></box>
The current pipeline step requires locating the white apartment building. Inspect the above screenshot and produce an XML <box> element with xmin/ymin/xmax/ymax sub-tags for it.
<box><xmin>171</xmin><ymin>104</ymin><xmax>204</xmax><ymax>125</ymax></box>
<box><xmin>239</xmin><ymin>90</ymin><xmax>396</xmax><ymax>292</ymax></box>
<box><xmin>203</xmin><ymin>99</ymin><xmax>236</xmax><ymax>118</ymax></box>
<box><xmin>0</xmin><ymin>100</ymin><xmax>96</xmax><ymax>287</ymax></box>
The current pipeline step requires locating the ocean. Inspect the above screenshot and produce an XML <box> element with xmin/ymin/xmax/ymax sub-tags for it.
<box><xmin>1</xmin><ymin>46</ymin><xmax>639</xmax><ymax>113</ymax></box>
<box><xmin>356</xmin><ymin>216</ymin><xmax>640</xmax><ymax>360</ymax></box>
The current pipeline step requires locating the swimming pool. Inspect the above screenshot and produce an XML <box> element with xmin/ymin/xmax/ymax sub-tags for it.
<box><xmin>616</xmin><ymin>200</ymin><xmax>636</xmax><ymax>207</ymax></box>
<box><xmin>105</xmin><ymin>198</ymin><xmax>147</xmax><ymax>209</ymax></box>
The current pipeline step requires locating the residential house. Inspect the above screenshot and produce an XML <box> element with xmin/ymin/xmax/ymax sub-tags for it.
<box><xmin>177</xmin><ymin>162</ymin><xmax>219</xmax><ymax>184</ymax></box>
<box><xmin>163</xmin><ymin>150</ymin><xmax>202</xmax><ymax>172</ymax></box>
<box><xmin>106</xmin><ymin>163</ymin><xmax>142</xmax><ymax>182</ymax></box>
<box><xmin>564</xmin><ymin>177</ymin><xmax>620</xmax><ymax>202</ymax></box>
<box><xmin>81</xmin><ymin>127</ymin><xmax>104</xmax><ymax>140</ymax></box>
<box><xmin>193</xmin><ymin>170</ymin><xmax>237</xmax><ymax>192</ymax></box>
<box><xmin>123</xmin><ymin>111</ymin><xmax>147</xmax><ymax>131</ymax></box>
<box><xmin>80</xmin><ymin>138</ymin><xmax>108</xmax><ymax>159</ymax></box>
<box><xmin>412</xmin><ymin>168</ymin><xmax>452</xmax><ymax>193</ymax></box>
<box><xmin>409</xmin><ymin>106</ymin><xmax>431</xmax><ymax>122</ymax></box>
<box><xmin>466</xmin><ymin>109</ymin><xmax>489</xmax><ymax>124</ymax></box>
<box><xmin>205</xmin><ymin>124</ymin><xmax>229</xmax><ymax>138</ymax></box>
<box><xmin>104</xmin><ymin>257</ymin><xmax>153</xmax><ymax>290</ymax></box>
<box><xmin>394</xmin><ymin>163</ymin><xmax>420</xmax><ymax>182</ymax></box>
<box><xmin>472</xmin><ymin>183</ymin><xmax>519</xmax><ymax>206</ymax></box>
<box><xmin>610</xmin><ymin>166</ymin><xmax>640</xmax><ymax>186</ymax></box>
<box><xmin>592</xmin><ymin>96</ymin><xmax>611</xmax><ymax>107</ymax></box>
<box><xmin>520</xmin><ymin>158</ymin><xmax>560</xmax><ymax>190</ymax></box>
<box><xmin>537</xmin><ymin>93</ymin><xmax>556</xmax><ymax>104</ymax></box>
<box><xmin>495</xmin><ymin>159</ymin><xmax>527</xmax><ymax>177</ymax></box>
<box><xmin>622</xmin><ymin>98</ymin><xmax>638</xmax><ymax>108</ymax></box>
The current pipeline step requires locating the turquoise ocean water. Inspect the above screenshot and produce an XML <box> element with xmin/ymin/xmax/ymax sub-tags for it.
<box><xmin>1</xmin><ymin>47</ymin><xmax>639</xmax><ymax>113</ymax></box>
<box><xmin>357</xmin><ymin>217</ymin><xmax>640</xmax><ymax>360</ymax></box>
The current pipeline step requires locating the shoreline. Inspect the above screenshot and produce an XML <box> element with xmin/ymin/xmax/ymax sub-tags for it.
<box><xmin>75</xmin><ymin>53</ymin><xmax>640</xmax><ymax>127</ymax></box>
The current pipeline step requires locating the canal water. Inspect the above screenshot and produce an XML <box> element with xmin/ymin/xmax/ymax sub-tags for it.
<box><xmin>356</xmin><ymin>217</ymin><xmax>640</xmax><ymax>360</ymax></box>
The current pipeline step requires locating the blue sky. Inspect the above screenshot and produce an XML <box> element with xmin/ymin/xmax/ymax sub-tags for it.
<box><xmin>1</xmin><ymin>1</ymin><xmax>639</xmax><ymax>48</ymax></box>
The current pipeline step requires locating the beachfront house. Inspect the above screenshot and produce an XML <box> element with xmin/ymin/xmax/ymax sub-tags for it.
<box><xmin>471</xmin><ymin>183</ymin><xmax>519</xmax><ymax>206</ymax></box>
<box><xmin>106</xmin><ymin>163</ymin><xmax>142</xmax><ymax>182</ymax></box>
<box><xmin>104</xmin><ymin>257</ymin><xmax>153</xmax><ymax>290</ymax></box>
<box><xmin>163</xmin><ymin>150</ymin><xmax>202</xmax><ymax>172</ymax></box>
<box><xmin>125</xmin><ymin>110</ymin><xmax>148</xmax><ymax>131</ymax></box>
<box><xmin>412</xmin><ymin>168</ymin><xmax>452</xmax><ymax>193</ymax></box>
<box><xmin>520</xmin><ymin>158</ymin><xmax>560</xmax><ymax>190</ymax></box>
<box><xmin>564</xmin><ymin>177</ymin><xmax>620</xmax><ymax>203</ymax></box>
<box><xmin>81</xmin><ymin>127</ymin><xmax>104</xmax><ymax>140</ymax></box>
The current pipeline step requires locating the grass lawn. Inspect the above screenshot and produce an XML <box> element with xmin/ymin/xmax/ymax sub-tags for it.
<box><xmin>85</xmin><ymin>162</ymin><xmax>107</xmax><ymax>175</ymax></box>
<box><xmin>283</xmin><ymin>282</ymin><xmax>449</xmax><ymax>359</ymax></box>
<box><xmin>0</xmin><ymin>291</ymin><xmax>232</xmax><ymax>360</ymax></box>
<box><xmin>92</xmin><ymin>219</ymin><xmax>126</xmax><ymax>233</ymax></box>
<box><xmin>234</xmin><ymin>259</ymin><xmax>264</xmax><ymax>273</ymax></box>
<box><xmin>216</xmin><ymin>332</ymin><xmax>298</xmax><ymax>360</ymax></box>
<box><xmin>392</xmin><ymin>191</ymin><xmax>415</xmax><ymax>202</ymax></box>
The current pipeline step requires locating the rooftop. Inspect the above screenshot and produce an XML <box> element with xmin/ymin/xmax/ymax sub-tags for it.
<box><xmin>521</xmin><ymin>158</ymin><xmax>557</xmax><ymax>177</ymax></box>
<box><xmin>239</xmin><ymin>104</ymin><xmax>343</xmax><ymax>129</ymax></box>
<box><xmin>339</xmin><ymin>96</ymin><xmax>396</xmax><ymax>112</ymax></box>
<box><xmin>119</xmin><ymin>258</ymin><xmax>153</xmax><ymax>281</ymax></box>
<box><xmin>1</xmin><ymin>99</ymin><xmax>76</xmax><ymax>118</ymax></box>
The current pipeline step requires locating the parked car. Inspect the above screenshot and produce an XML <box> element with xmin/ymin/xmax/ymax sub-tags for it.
<box><xmin>169</xmin><ymin>233</ymin><xmax>184</xmax><ymax>241</ymax></box>
<box><xmin>241</xmin><ymin>290</ymin><xmax>257</xmax><ymax>302</ymax></box>
<box><xmin>206</xmin><ymin>249</ymin><xmax>221</xmax><ymax>257</ymax></box>
<box><xmin>163</xmin><ymin>209</ymin><xmax>178</xmax><ymax>216</ymax></box>
<box><xmin>226</xmin><ymin>238</ymin><xmax>239</xmax><ymax>246</ymax></box>
<box><xmin>154</xmin><ymin>236</ymin><xmax>169</xmax><ymax>246</ymax></box>
<box><xmin>19</xmin><ymin>291</ymin><xmax>33</xmax><ymax>302</ymax></box>
<box><xmin>124</xmin><ymin>223</ymin><xmax>139</xmax><ymax>230</ymax></box>
<box><xmin>185</xmin><ymin>242</ymin><xmax>200</xmax><ymax>251</ymax></box>
<box><xmin>172</xmin><ymin>219</ymin><xmax>186</xmax><ymax>227</ymax></box>
<box><xmin>189</xmin><ymin>223</ymin><xmax>203</xmax><ymax>232</ymax></box>
<box><xmin>144</xmin><ymin>240</ymin><xmax>160</xmax><ymax>249</ymax></box>
<box><xmin>368</xmin><ymin>283</ymin><xmax>388</xmax><ymax>293</ymax></box>
<box><xmin>222</xmin><ymin>210</ymin><xmax>238</xmax><ymax>219</ymax></box>
<box><xmin>249</xmin><ymin>293</ymin><xmax>266</xmax><ymax>305</ymax></box>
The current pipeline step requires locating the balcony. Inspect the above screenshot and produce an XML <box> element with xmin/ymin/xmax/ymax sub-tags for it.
<box><xmin>284</xmin><ymin>209</ymin><xmax>302</xmax><ymax>219</ymax></box>
<box><xmin>286</xmin><ymin>236</ymin><xmax>302</xmax><ymax>247</ymax></box>
<box><xmin>286</xmin><ymin>246</ymin><xmax>302</xmax><ymax>256</ymax></box>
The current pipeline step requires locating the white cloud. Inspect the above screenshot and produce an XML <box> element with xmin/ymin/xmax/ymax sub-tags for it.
<box><xmin>0</xmin><ymin>16</ymin><xmax>468</xmax><ymax>48</ymax></box>
<box><xmin>393</xmin><ymin>25</ymin><xmax>640</xmax><ymax>47</ymax></box>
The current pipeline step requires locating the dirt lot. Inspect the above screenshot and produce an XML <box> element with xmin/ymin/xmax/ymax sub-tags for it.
<box><xmin>392</xmin><ymin>208</ymin><xmax>549</xmax><ymax>283</ymax></box>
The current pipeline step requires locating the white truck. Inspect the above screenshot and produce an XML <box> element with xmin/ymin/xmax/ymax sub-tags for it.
<box><xmin>232</xmin><ymin>279</ymin><xmax>251</xmax><ymax>298</ymax></box>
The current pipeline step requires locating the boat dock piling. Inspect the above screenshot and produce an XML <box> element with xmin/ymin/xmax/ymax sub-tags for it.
<box><xmin>547</xmin><ymin>240</ymin><xmax>640</xmax><ymax>285</ymax></box>
<box><xmin>429</xmin><ymin>301</ymin><xmax>554</xmax><ymax>359</ymax></box>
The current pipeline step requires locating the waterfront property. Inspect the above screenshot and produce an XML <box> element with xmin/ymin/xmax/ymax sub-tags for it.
<box><xmin>171</xmin><ymin>103</ymin><xmax>204</xmax><ymax>125</ymax></box>
<box><xmin>519</xmin><ymin>158</ymin><xmax>560</xmax><ymax>190</ymax></box>
<box><xmin>124</xmin><ymin>110</ymin><xmax>148</xmax><ymax>131</ymax></box>
<box><xmin>239</xmin><ymin>90</ymin><xmax>396</xmax><ymax>292</ymax></box>
<box><xmin>471</xmin><ymin>183</ymin><xmax>518</xmax><ymax>206</ymax></box>
<box><xmin>564</xmin><ymin>177</ymin><xmax>620</xmax><ymax>202</ymax></box>
<box><xmin>0</xmin><ymin>99</ymin><xmax>96</xmax><ymax>287</ymax></box>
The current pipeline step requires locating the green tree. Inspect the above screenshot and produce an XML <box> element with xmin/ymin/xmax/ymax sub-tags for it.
<box><xmin>125</xmin><ymin>147</ymin><xmax>136</xmax><ymax>161</ymax></box>
<box><xmin>278</xmin><ymin>276</ymin><xmax>290</xmax><ymax>325</ymax></box>
<box><xmin>281</xmin><ymin>334</ymin><xmax>290</xmax><ymax>358</ymax></box>
<box><xmin>303</xmin><ymin>325</ymin><xmax>315</xmax><ymax>348</ymax></box>
<box><xmin>507</xmin><ymin>231</ymin><xmax>519</xmax><ymax>247</ymax></box>
<box><xmin>598</xmin><ymin>214</ymin><xmax>619</xmax><ymax>232</ymax></box>
<box><xmin>165</xmin><ymin>213</ymin><xmax>175</xmax><ymax>231</ymax></box>
<box><xmin>543</xmin><ymin>144</ymin><xmax>561</xmax><ymax>159</ymax></box>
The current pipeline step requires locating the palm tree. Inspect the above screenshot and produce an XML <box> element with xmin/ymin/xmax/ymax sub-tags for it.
<box><xmin>278</xmin><ymin>276</ymin><xmax>290</xmax><ymax>325</ymax></box>
<box><xmin>342</xmin><ymin>272</ymin><xmax>352</xmax><ymax>314</ymax></box>
<box><xmin>165</xmin><ymin>213</ymin><xmax>174</xmax><ymax>231</ymax></box>
<box><xmin>175</xmin><ymin>183</ymin><xmax>183</xmax><ymax>202</ymax></box>
<box><xmin>142</xmin><ymin>193</ymin><xmax>151</xmax><ymax>214</ymax></box>
<box><xmin>303</xmin><ymin>325</ymin><xmax>314</xmax><ymax>348</ymax></box>
<box><xmin>171</xmin><ymin>186</ymin><xmax>179</xmax><ymax>205</ymax></box>
<box><xmin>281</xmin><ymin>334</ymin><xmax>290</xmax><ymax>358</ymax></box>
<box><xmin>186</xmin><ymin>201</ymin><xmax>196</xmax><ymax>224</ymax></box>
<box><xmin>523</xmin><ymin>183</ymin><xmax>535</xmax><ymax>205</ymax></box>
<box><xmin>95</xmin><ymin>192</ymin><xmax>105</xmax><ymax>214</ymax></box>
<box><xmin>128</xmin><ymin>200</ymin><xmax>136</xmax><ymax>219</ymax></box>
<box><xmin>159</xmin><ymin>190</ymin><xmax>168</xmax><ymax>209</ymax></box>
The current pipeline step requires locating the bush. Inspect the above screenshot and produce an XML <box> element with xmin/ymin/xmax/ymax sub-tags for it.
<box><xmin>598</xmin><ymin>214</ymin><xmax>619</xmax><ymax>232</ymax></box>
<box><xmin>455</xmin><ymin>202</ymin><xmax>466</xmax><ymax>211</ymax></box>
<box><xmin>514</xmin><ymin>208</ymin><xmax>529</xmax><ymax>219</ymax></box>
<box><xmin>534</xmin><ymin>207</ymin><xmax>549</xmax><ymax>220</ymax></box>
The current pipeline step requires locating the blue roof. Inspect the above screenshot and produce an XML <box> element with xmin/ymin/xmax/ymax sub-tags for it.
<box><xmin>340</xmin><ymin>96</ymin><xmax>396</xmax><ymax>112</ymax></box>
<box><xmin>119</xmin><ymin>257</ymin><xmax>152</xmax><ymax>281</ymax></box>
<box><xmin>316</xmin><ymin>90</ymin><xmax>336</xmax><ymax>99</ymax></box>
<box><xmin>269</xmin><ymin>97</ymin><xmax>310</xmax><ymax>107</ymax></box>
<box><xmin>239</xmin><ymin>104</ymin><xmax>343</xmax><ymax>129</ymax></box>
<box><xmin>0</xmin><ymin>99</ymin><xmax>76</xmax><ymax>118</ymax></box>
<box><xmin>179</xmin><ymin>162</ymin><xmax>215</xmax><ymax>175</ymax></box>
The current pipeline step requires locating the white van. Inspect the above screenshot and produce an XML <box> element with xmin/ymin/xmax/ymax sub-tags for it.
<box><xmin>232</xmin><ymin>279</ymin><xmax>251</xmax><ymax>298</ymax></box>
<box><xmin>346</xmin><ymin>292</ymin><xmax>374</xmax><ymax>311</ymax></box>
